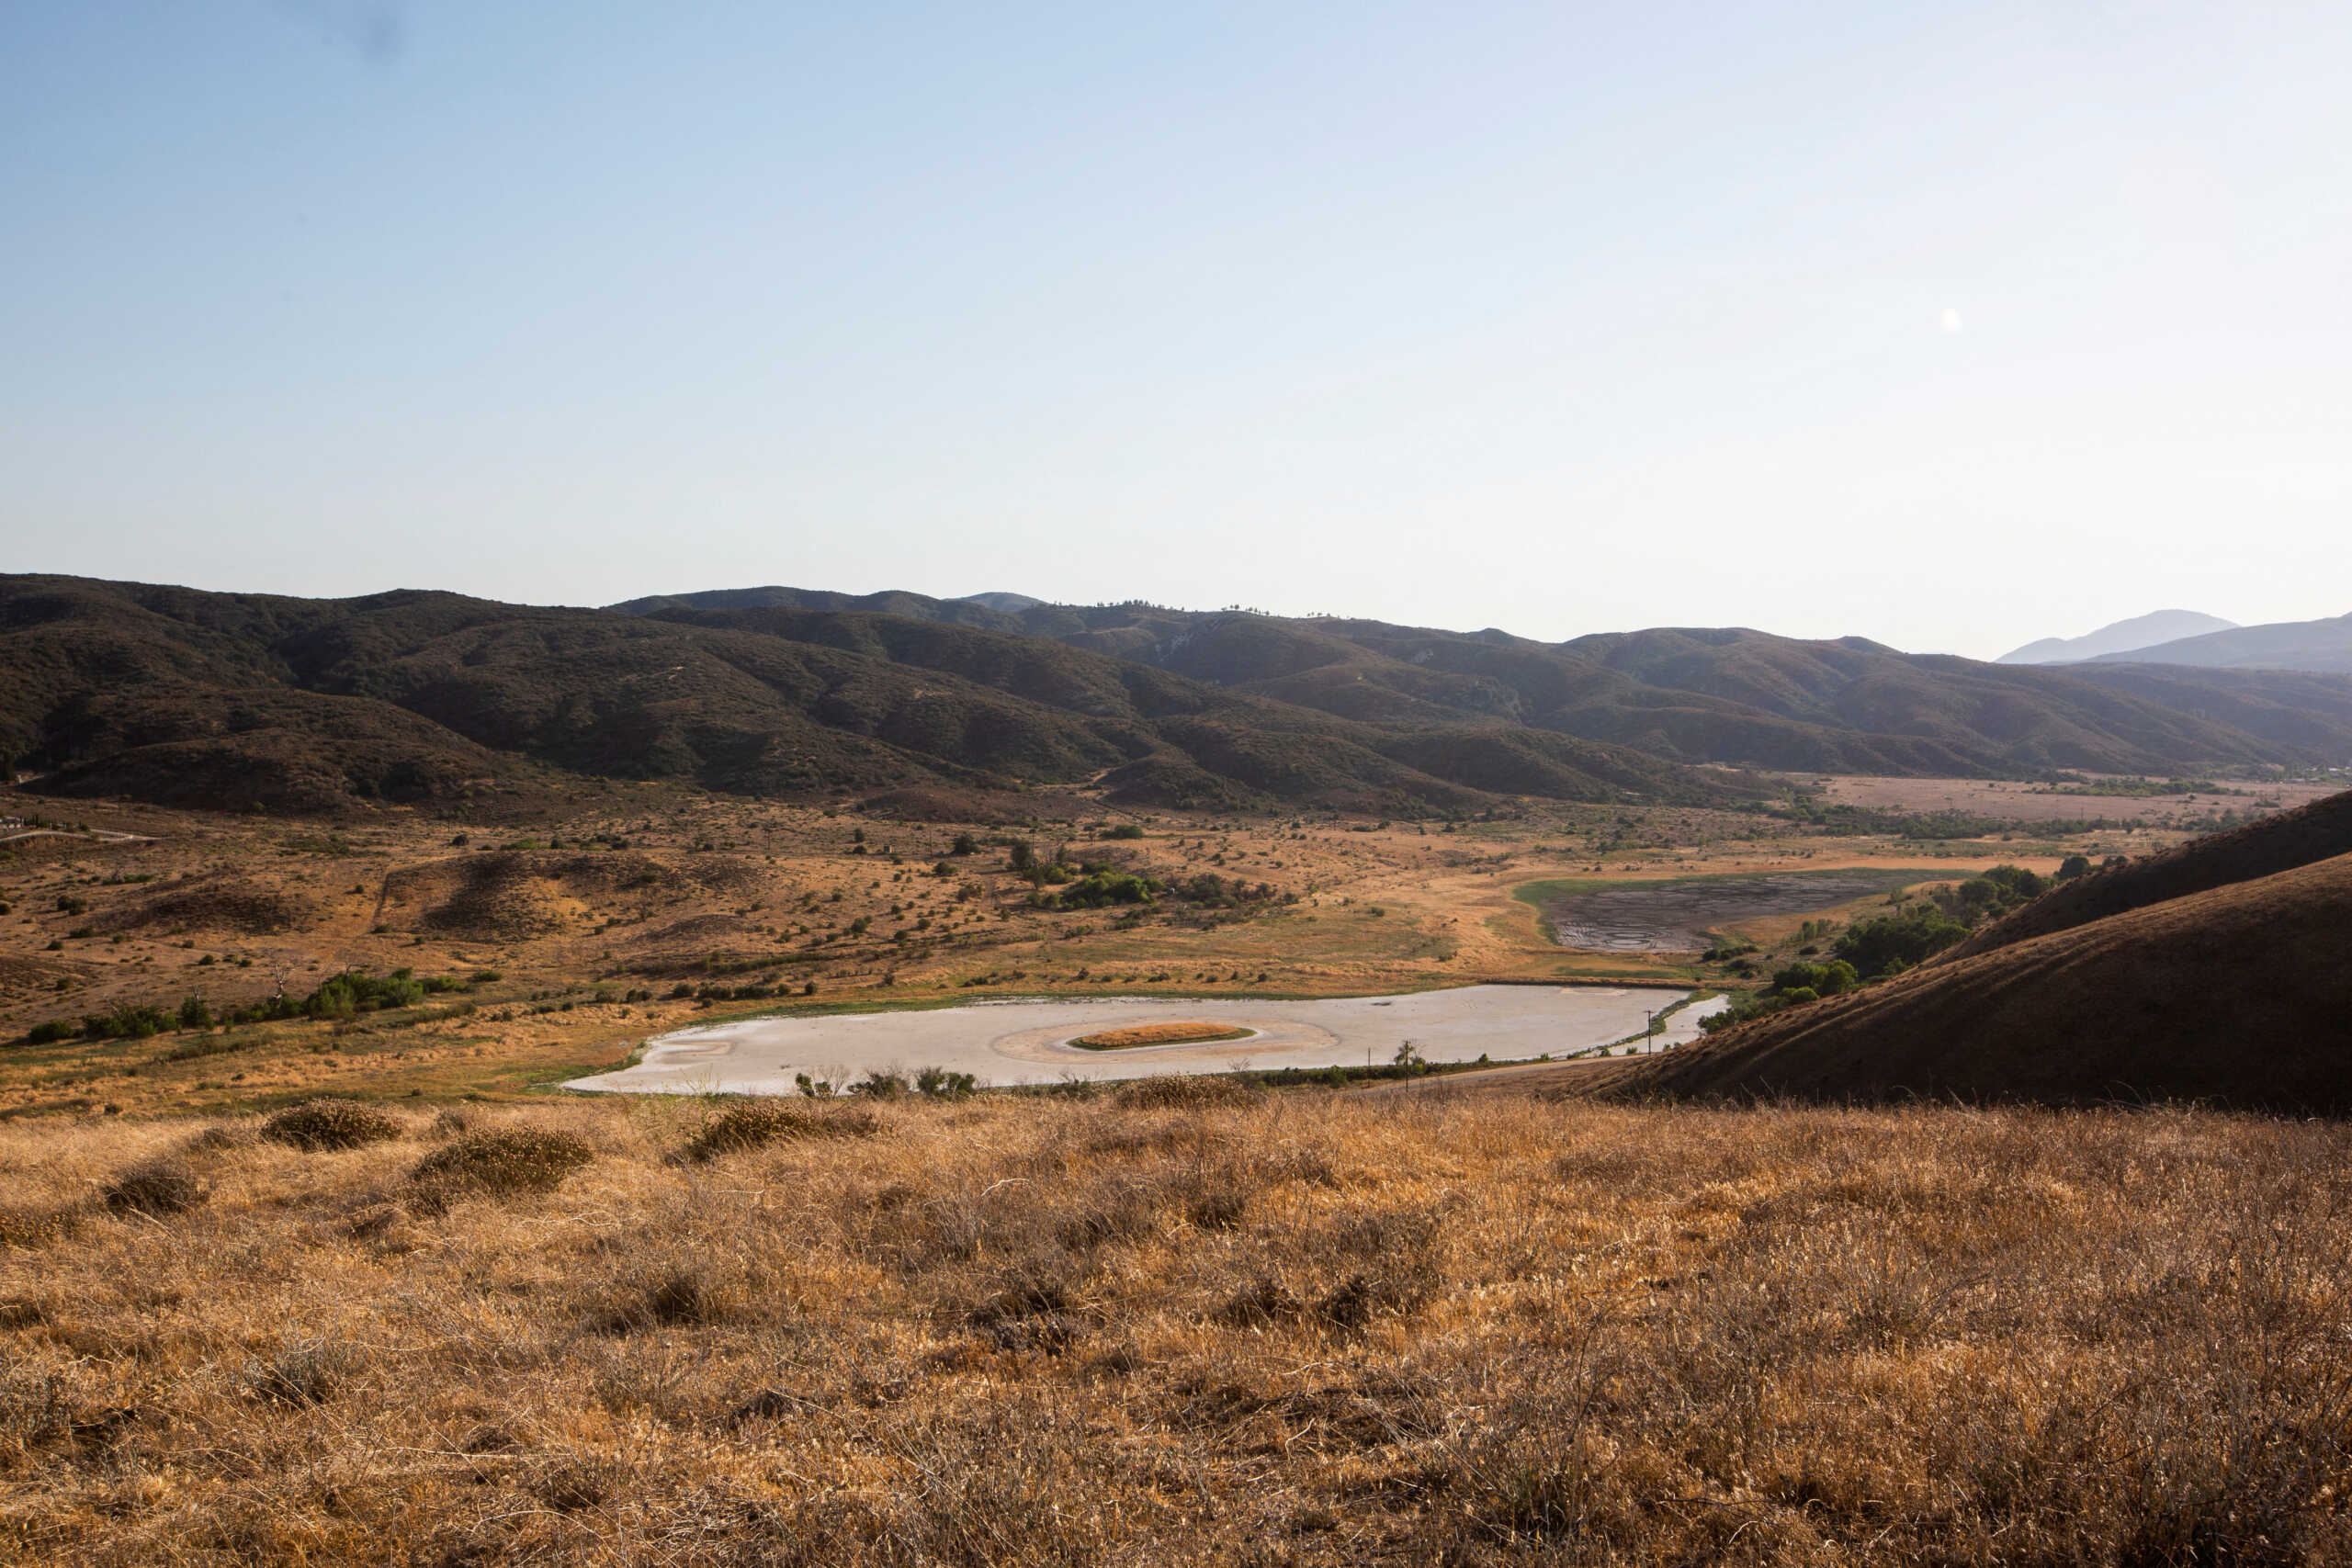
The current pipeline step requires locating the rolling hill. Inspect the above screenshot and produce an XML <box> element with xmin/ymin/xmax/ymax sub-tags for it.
<box><xmin>0</xmin><ymin>575</ymin><xmax>1727</xmax><ymax>817</ymax></box>
<box><xmin>1611</xmin><ymin>830</ymin><xmax>2352</xmax><ymax>1112</ymax></box>
<box><xmin>1931</xmin><ymin>786</ymin><xmax>2352</xmax><ymax>964</ymax></box>
<box><xmin>11</xmin><ymin>572</ymin><xmax>2352</xmax><ymax>818</ymax></box>
<box><xmin>632</xmin><ymin>589</ymin><xmax>2352</xmax><ymax>776</ymax></box>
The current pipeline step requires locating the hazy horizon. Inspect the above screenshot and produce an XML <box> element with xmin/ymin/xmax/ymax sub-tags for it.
<box><xmin>6</xmin><ymin>3</ymin><xmax>2347</xmax><ymax>660</ymax></box>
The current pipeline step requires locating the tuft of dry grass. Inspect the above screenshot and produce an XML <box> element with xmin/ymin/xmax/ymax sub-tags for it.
<box><xmin>406</xmin><ymin>1124</ymin><xmax>593</xmax><ymax>1210</ymax></box>
<box><xmin>682</xmin><ymin>1098</ymin><xmax>883</xmax><ymax>1161</ymax></box>
<box><xmin>3</xmin><ymin>1090</ymin><xmax>2350</xmax><ymax>1565</ymax></box>
<box><xmin>260</xmin><ymin>1098</ymin><xmax>404</xmax><ymax>1152</ymax></box>
<box><xmin>98</xmin><ymin>1158</ymin><xmax>208</xmax><ymax>1217</ymax></box>
<box><xmin>1110</xmin><ymin>1073</ymin><xmax>1257</xmax><ymax>1110</ymax></box>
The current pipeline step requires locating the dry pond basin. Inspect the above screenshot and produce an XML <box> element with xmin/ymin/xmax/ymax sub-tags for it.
<box><xmin>1523</xmin><ymin>868</ymin><xmax>1951</xmax><ymax>953</ymax></box>
<box><xmin>570</xmin><ymin>984</ymin><xmax>1725</xmax><ymax>1095</ymax></box>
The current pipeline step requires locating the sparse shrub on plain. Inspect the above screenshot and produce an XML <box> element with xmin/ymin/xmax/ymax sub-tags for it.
<box><xmin>262</xmin><ymin>1097</ymin><xmax>404</xmax><ymax>1152</ymax></box>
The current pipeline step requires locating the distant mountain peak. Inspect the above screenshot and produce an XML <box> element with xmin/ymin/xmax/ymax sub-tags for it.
<box><xmin>2086</xmin><ymin>609</ymin><xmax>2352</xmax><ymax>675</ymax></box>
<box><xmin>956</xmin><ymin>591</ymin><xmax>1048</xmax><ymax>612</ymax></box>
<box><xmin>1997</xmin><ymin>610</ymin><xmax>2237</xmax><ymax>665</ymax></box>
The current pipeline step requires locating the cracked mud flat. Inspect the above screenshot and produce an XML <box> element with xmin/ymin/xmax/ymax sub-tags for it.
<box><xmin>1543</xmin><ymin>870</ymin><xmax>1936</xmax><ymax>953</ymax></box>
<box><xmin>570</xmin><ymin>985</ymin><xmax>1726</xmax><ymax>1095</ymax></box>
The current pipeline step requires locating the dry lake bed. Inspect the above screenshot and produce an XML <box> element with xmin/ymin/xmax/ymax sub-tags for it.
<box><xmin>570</xmin><ymin>984</ymin><xmax>1726</xmax><ymax>1096</ymax></box>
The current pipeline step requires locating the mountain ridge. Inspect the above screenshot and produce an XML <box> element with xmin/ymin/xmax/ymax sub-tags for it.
<box><xmin>1996</xmin><ymin>610</ymin><xmax>2237</xmax><ymax>665</ymax></box>
<box><xmin>2085</xmin><ymin>611</ymin><xmax>2352</xmax><ymax>675</ymax></box>
<box><xmin>8</xmin><ymin>572</ymin><xmax>2352</xmax><ymax>818</ymax></box>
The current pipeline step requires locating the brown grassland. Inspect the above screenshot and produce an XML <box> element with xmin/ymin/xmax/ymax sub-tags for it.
<box><xmin>6</xmin><ymin>1090</ymin><xmax>2349</xmax><ymax>1565</ymax></box>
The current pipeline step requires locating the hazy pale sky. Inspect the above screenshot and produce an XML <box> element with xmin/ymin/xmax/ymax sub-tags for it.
<box><xmin>4</xmin><ymin>2</ymin><xmax>2346</xmax><ymax>658</ymax></box>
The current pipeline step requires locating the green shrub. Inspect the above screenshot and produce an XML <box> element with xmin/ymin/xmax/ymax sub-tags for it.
<box><xmin>1770</xmin><ymin>960</ymin><xmax>1859</xmax><ymax>998</ymax></box>
<box><xmin>301</xmin><ymin>968</ymin><xmax>424</xmax><ymax>1021</ymax></box>
<box><xmin>1055</xmin><ymin>873</ymin><xmax>1159</xmax><ymax>908</ymax></box>
<box><xmin>1835</xmin><ymin>906</ymin><xmax>1972</xmax><ymax>978</ymax></box>
<box><xmin>80</xmin><ymin>1003</ymin><xmax>173</xmax><ymax>1041</ymax></box>
<box><xmin>915</xmin><ymin>1066</ymin><xmax>977</xmax><ymax>1100</ymax></box>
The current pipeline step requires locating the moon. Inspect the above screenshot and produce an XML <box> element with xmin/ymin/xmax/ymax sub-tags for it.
<box><xmin>1940</xmin><ymin>308</ymin><xmax>1963</xmax><ymax>333</ymax></box>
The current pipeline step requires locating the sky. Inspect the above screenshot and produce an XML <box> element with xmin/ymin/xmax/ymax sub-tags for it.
<box><xmin>3</xmin><ymin>2</ymin><xmax>2347</xmax><ymax>660</ymax></box>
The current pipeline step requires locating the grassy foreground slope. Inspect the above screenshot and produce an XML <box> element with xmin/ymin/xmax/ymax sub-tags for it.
<box><xmin>1615</xmin><ymin>849</ymin><xmax>2352</xmax><ymax>1111</ymax></box>
<box><xmin>5</xmin><ymin>1090</ymin><xmax>2348</xmax><ymax>1564</ymax></box>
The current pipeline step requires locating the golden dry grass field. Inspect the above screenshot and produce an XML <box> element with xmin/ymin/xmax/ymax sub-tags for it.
<box><xmin>6</xmin><ymin>1089</ymin><xmax>2349</xmax><ymax>1565</ymax></box>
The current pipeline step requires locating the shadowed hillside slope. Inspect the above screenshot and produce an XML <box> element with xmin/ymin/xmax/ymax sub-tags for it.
<box><xmin>1611</xmin><ymin>851</ymin><xmax>2352</xmax><ymax>1112</ymax></box>
<box><xmin>0</xmin><ymin>575</ymin><xmax>1729</xmax><ymax>816</ymax></box>
<box><xmin>1936</xmin><ymin>788</ymin><xmax>2352</xmax><ymax>964</ymax></box>
<box><xmin>629</xmin><ymin>589</ymin><xmax>2352</xmax><ymax>775</ymax></box>
<box><xmin>14</xmin><ymin>571</ymin><xmax>2350</xmax><ymax>817</ymax></box>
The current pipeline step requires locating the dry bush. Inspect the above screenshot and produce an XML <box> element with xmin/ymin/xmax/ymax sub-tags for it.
<box><xmin>408</xmin><ymin>1125</ymin><xmax>592</xmax><ymax>1207</ymax></box>
<box><xmin>245</xmin><ymin>1337</ymin><xmax>356</xmax><ymax>1407</ymax></box>
<box><xmin>1110</xmin><ymin>1074</ymin><xmax>1255</xmax><ymax>1110</ymax></box>
<box><xmin>0</xmin><ymin>1201</ymin><xmax>81</xmax><ymax>1248</ymax></box>
<box><xmin>99</xmin><ymin>1157</ymin><xmax>207</xmax><ymax>1216</ymax></box>
<box><xmin>5</xmin><ymin>1092</ymin><xmax>2352</xmax><ymax>1565</ymax></box>
<box><xmin>180</xmin><ymin>1123</ymin><xmax>254</xmax><ymax>1156</ymax></box>
<box><xmin>261</xmin><ymin>1097</ymin><xmax>404</xmax><ymax>1152</ymax></box>
<box><xmin>683</xmin><ymin>1098</ymin><xmax>882</xmax><ymax>1160</ymax></box>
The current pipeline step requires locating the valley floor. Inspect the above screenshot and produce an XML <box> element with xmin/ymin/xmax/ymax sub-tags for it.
<box><xmin>0</xmin><ymin>782</ymin><xmax>2189</xmax><ymax>1119</ymax></box>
